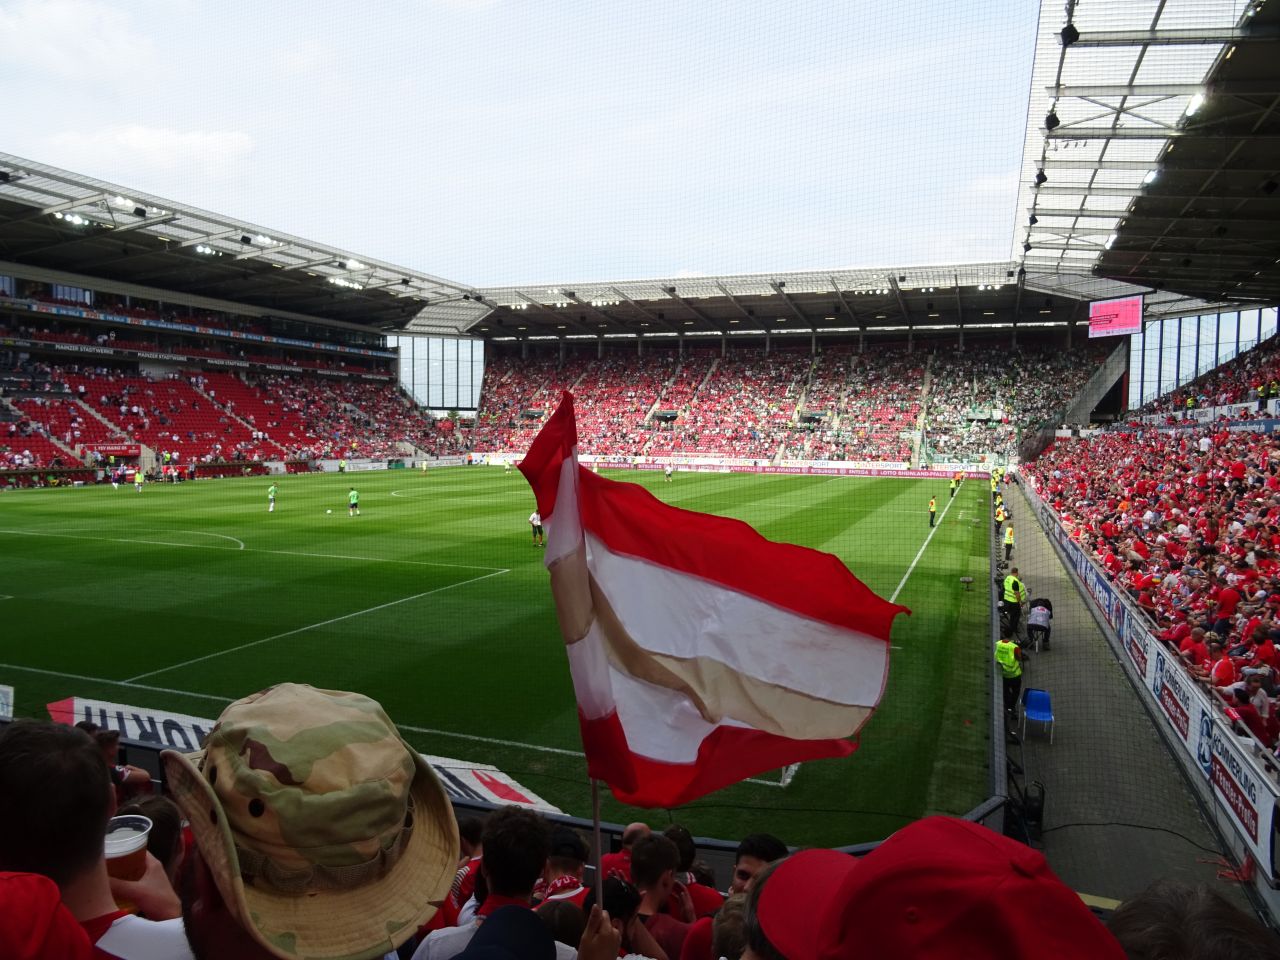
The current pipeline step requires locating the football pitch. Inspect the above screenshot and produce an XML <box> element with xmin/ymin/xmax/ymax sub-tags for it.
<box><xmin>0</xmin><ymin>466</ymin><xmax>992</xmax><ymax>847</ymax></box>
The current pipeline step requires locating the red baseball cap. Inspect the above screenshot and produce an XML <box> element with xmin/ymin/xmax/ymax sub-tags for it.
<box><xmin>0</xmin><ymin>873</ymin><xmax>92</xmax><ymax>960</ymax></box>
<box><xmin>756</xmin><ymin>817</ymin><xmax>1125</xmax><ymax>960</ymax></box>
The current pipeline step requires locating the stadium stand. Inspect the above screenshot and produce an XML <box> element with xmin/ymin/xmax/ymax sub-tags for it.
<box><xmin>1022</xmin><ymin>416</ymin><xmax>1280</xmax><ymax>753</ymax></box>
<box><xmin>1139</xmin><ymin>333</ymin><xmax>1280</xmax><ymax>419</ymax></box>
<box><xmin>925</xmin><ymin>344</ymin><xmax>1108</xmax><ymax>462</ymax></box>
<box><xmin>466</xmin><ymin>337</ymin><xmax>1107</xmax><ymax>465</ymax></box>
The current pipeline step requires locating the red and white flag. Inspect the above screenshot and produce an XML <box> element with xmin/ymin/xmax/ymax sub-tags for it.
<box><xmin>520</xmin><ymin>393</ymin><xmax>908</xmax><ymax>807</ymax></box>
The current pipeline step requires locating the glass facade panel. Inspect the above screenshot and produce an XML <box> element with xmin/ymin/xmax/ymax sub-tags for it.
<box><xmin>390</xmin><ymin>336</ymin><xmax>484</xmax><ymax>411</ymax></box>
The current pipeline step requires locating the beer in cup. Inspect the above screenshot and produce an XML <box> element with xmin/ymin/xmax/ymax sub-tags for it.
<box><xmin>104</xmin><ymin>814</ymin><xmax>152</xmax><ymax>882</ymax></box>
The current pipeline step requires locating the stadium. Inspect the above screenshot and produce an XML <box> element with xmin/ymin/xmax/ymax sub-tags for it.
<box><xmin>3</xmin><ymin>0</ymin><xmax>1280</xmax><ymax>955</ymax></box>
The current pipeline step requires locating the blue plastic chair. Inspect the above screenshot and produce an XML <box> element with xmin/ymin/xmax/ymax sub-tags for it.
<box><xmin>1021</xmin><ymin>687</ymin><xmax>1055</xmax><ymax>743</ymax></box>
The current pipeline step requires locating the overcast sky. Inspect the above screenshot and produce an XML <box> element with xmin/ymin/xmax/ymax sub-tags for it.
<box><xmin>1</xmin><ymin>0</ymin><xmax>1039</xmax><ymax>287</ymax></box>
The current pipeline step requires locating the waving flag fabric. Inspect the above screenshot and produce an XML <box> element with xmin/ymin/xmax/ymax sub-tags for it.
<box><xmin>520</xmin><ymin>392</ymin><xmax>908</xmax><ymax>807</ymax></box>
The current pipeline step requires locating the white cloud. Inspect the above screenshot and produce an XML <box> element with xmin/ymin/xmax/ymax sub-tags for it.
<box><xmin>0</xmin><ymin>0</ymin><xmax>157</xmax><ymax>81</ymax></box>
<box><xmin>41</xmin><ymin>126</ymin><xmax>254</xmax><ymax>177</ymax></box>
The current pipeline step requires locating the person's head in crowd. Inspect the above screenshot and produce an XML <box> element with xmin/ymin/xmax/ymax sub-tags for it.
<box><xmin>731</xmin><ymin>834</ymin><xmax>788</xmax><ymax>894</ymax></box>
<box><xmin>630</xmin><ymin>834</ymin><xmax>680</xmax><ymax>902</ymax></box>
<box><xmin>690</xmin><ymin>860</ymin><xmax>718</xmax><ymax>889</ymax></box>
<box><xmin>73</xmin><ymin>720</ymin><xmax>122</xmax><ymax>765</ymax></box>
<box><xmin>0</xmin><ymin>720</ymin><xmax>112</xmax><ymax>888</ymax></box>
<box><xmin>544</xmin><ymin>825</ymin><xmax>588</xmax><ymax>885</ymax></box>
<box><xmin>481</xmin><ymin>805</ymin><xmax>551</xmax><ymax>900</ymax></box>
<box><xmin>663</xmin><ymin>824</ymin><xmax>697</xmax><ymax>874</ymax></box>
<box><xmin>713</xmin><ymin>893</ymin><xmax>749</xmax><ymax>960</ymax></box>
<box><xmin>743</xmin><ymin>816</ymin><xmax>1125</xmax><ymax>960</ymax></box>
<box><xmin>162</xmin><ymin>683</ymin><xmax>459</xmax><ymax>960</ymax></box>
<box><xmin>1108</xmin><ymin>879</ymin><xmax>1280</xmax><ymax>960</ymax></box>
<box><xmin>0</xmin><ymin>872</ymin><xmax>93</xmax><ymax>960</ymax></box>
<box><xmin>458</xmin><ymin>815</ymin><xmax>486</xmax><ymax>860</ymax></box>
<box><xmin>536</xmin><ymin>899</ymin><xmax>586</xmax><ymax>949</ymax></box>
<box><xmin>117</xmin><ymin>795</ymin><xmax>183</xmax><ymax>886</ymax></box>
<box><xmin>620</xmin><ymin>822</ymin><xmax>650</xmax><ymax>850</ymax></box>
<box><xmin>593</xmin><ymin>876</ymin><xmax>641</xmax><ymax>944</ymax></box>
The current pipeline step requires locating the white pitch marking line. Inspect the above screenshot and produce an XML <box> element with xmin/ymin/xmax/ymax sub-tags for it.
<box><xmin>0</xmin><ymin>595</ymin><xmax>12</xmax><ymax>601</ymax></box>
<box><xmin>0</xmin><ymin>529</ymin><xmax>506</xmax><ymax>573</ymax></box>
<box><xmin>0</xmin><ymin>662</ymin><xmax>814</xmax><ymax>775</ymax></box>
<box><xmin>0</xmin><ymin>663</ymin><xmax>585</xmax><ymax>758</ymax></box>
<box><xmin>125</xmin><ymin>568</ymin><xmax>510</xmax><ymax>683</ymax></box>
<box><xmin>889</xmin><ymin>490</ymin><xmax>960</xmax><ymax>605</ymax></box>
<box><xmin>0</xmin><ymin>662</ymin><xmax>235</xmax><ymax>704</ymax></box>
<box><xmin>175</xmin><ymin>531</ymin><xmax>245</xmax><ymax>550</ymax></box>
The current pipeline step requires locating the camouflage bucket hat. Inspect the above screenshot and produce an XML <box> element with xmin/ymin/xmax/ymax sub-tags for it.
<box><xmin>161</xmin><ymin>683</ymin><xmax>459</xmax><ymax>960</ymax></box>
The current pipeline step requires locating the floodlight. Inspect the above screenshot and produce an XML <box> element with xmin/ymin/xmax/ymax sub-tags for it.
<box><xmin>1104</xmin><ymin>234</ymin><xmax>1117</xmax><ymax>249</ymax></box>
<box><xmin>1185</xmin><ymin>93</ymin><xmax>1205</xmax><ymax>118</ymax></box>
<box><xmin>1023</xmin><ymin>242</ymin><xmax>1032</xmax><ymax>253</ymax></box>
<box><xmin>1142</xmin><ymin>170</ymin><xmax>1159</xmax><ymax>186</ymax></box>
<box><xmin>240</xmin><ymin>235</ymin><xmax>252</xmax><ymax>245</ymax></box>
<box><xmin>1044</xmin><ymin>110</ymin><xmax>1060</xmax><ymax>131</ymax></box>
<box><xmin>1060</xmin><ymin>23</ymin><xmax>1079</xmax><ymax>45</ymax></box>
<box><xmin>897</xmin><ymin>275</ymin><xmax>906</xmax><ymax>283</ymax></box>
<box><xmin>1034</xmin><ymin>169</ymin><xmax>1048</xmax><ymax>186</ymax></box>
<box><xmin>133</xmin><ymin>206</ymin><xmax>147</xmax><ymax>217</ymax></box>
<box><xmin>1028</xmin><ymin>214</ymin><xmax>1038</xmax><ymax>225</ymax></box>
<box><xmin>0</xmin><ymin>172</ymin><xmax>9</xmax><ymax>183</ymax></box>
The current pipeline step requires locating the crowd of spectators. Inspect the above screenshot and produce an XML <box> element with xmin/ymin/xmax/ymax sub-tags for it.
<box><xmin>0</xmin><ymin>316</ymin><xmax>390</xmax><ymax>378</ymax></box>
<box><xmin>470</xmin><ymin>341</ymin><xmax>1106</xmax><ymax>465</ymax></box>
<box><xmin>926</xmin><ymin>344</ymin><xmax>1107</xmax><ymax>462</ymax></box>
<box><xmin>647</xmin><ymin>353</ymin><xmax>809</xmax><ymax>459</ymax></box>
<box><xmin>0</xmin><ymin>358</ymin><xmax>459</xmax><ymax>469</ymax></box>
<box><xmin>1024</xmin><ymin>423</ymin><xmax>1280</xmax><ymax>750</ymax></box>
<box><xmin>784</xmin><ymin>349</ymin><xmax>923</xmax><ymax>462</ymax></box>
<box><xmin>1140</xmin><ymin>333</ymin><xmax>1280</xmax><ymax>420</ymax></box>
<box><xmin>2</xmin><ymin>680</ymin><xmax>1274</xmax><ymax>959</ymax></box>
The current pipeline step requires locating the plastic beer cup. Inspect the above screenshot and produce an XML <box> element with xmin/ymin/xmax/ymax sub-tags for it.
<box><xmin>104</xmin><ymin>815</ymin><xmax>151</xmax><ymax>882</ymax></box>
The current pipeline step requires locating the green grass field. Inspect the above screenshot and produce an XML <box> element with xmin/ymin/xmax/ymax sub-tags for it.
<box><xmin>0</xmin><ymin>466</ymin><xmax>991</xmax><ymax>847</ymax></box>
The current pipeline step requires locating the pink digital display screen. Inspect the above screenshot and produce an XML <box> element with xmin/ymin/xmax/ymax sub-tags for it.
<box><xmin>1088</xmin><ymin>295</ymin><xmax>1144</xmax><ymax>338</ymax></box>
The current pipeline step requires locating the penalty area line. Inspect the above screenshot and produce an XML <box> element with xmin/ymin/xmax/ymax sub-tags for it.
<box><xmin>124</xmin><ymin>568</ymin><xmax>511</xmax><ymax>683</ymax></box>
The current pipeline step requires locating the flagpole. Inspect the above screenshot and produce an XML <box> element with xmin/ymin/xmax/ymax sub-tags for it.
<box><xmin>591</xmin><ymin>778</ymin><xmax>604</xmax><ymax>905</ymax></box>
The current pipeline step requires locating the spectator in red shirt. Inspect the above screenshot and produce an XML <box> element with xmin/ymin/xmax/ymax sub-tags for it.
<box><xmin>663</xmin><ymin>825</ymin><xmax>724</xmax><ymax>919</ymax></box>
<box><xmin>599</xmin><ymin>822</ymin><xmax>649</xmax><ymax>883</ymax></box>
<box><xmin>1179</xmin><ymin>627</ymin><xmax>1211</xmax><ymax>668</ymax></box>
<box><xmin>631</xmin><ymin>835</ymin><xmax>693</xmax><ymax>959</ymax></box>
<box><xmin>1214</xmin><ymin>577</ymin><xmax>1242</xmax><ymax>635</ymax></box>
<box><xmin>1203</xmin><ymin>641</ymin><xmax>1239</xmax><ymax>687</ymax></box>
<box><xmin>1228</xmin><ymin>685</ymin><xmax>1276</xmax><ymax>747</ymax></box>
<box><xmin>0</xmin><ymin>872</ymin><xmax>93</xmax><ymax>960</ymax></box>
<box><xmin>0</xmin><ymin>721</ymin><xmax>189</xmax><ymax>960</ymax></box>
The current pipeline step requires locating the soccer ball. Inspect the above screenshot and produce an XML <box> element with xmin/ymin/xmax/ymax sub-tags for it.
<box><xmin>326</xmin><ymin>509</ymin><xmax>332</xmax><ymax>514</ymax></box>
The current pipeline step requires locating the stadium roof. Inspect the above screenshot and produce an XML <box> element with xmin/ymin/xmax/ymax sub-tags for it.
<box><xmin>1016</xmin><ymin>0</ymin><xmax>1280</xmax><ymax>305</ymax></box>
<box><xmin>0</xmin><ymin>154</ymin><xmax>473</xmax><ymax>333</ymax></box>
<box><xmin>432</xmin><ymin>261</ymin><xmax>1236</xmax><ymax>341</ymax></box>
